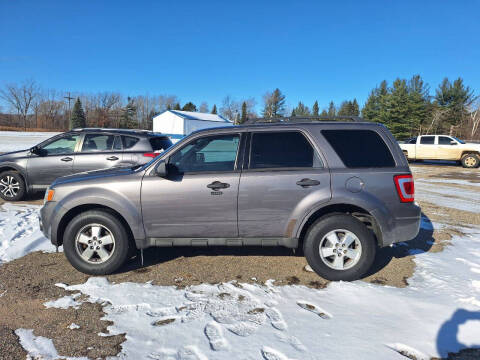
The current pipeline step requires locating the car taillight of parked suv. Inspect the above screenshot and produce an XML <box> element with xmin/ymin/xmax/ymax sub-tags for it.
<box><xmin>39</xmin><ymin>119</ymin><xmax>421</xmax><ymax>281</ymax></box>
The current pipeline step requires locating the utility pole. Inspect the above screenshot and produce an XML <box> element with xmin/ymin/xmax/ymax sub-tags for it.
<box><xmin>64</xmin><ymin>92</ymin><xmax>74</xmax><ymax>129</ymax></box>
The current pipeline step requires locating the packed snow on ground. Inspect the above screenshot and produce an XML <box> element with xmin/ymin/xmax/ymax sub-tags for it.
<box><xmin>39</xmin><ymin>219</ymin><xmax>480</xmax><ymax>360</ymax></box>
<box><xmin>0</xmin><ymin>203</ymin><xmax>59</xmax><ymax>264</ymax></box>
<box><xmin>0</xmin><ymin>130</ymin><xmax>59</xmax><ymax>153</ymax></box>
<box><xmin>15</xmin><ymin>328</ymin><xmax>88</xmax><ymax>360</ymax></box>
<box><xmin>415</xmin><ymin>179</ymin><xmax>480</xmax><ymax>213</ymax></box>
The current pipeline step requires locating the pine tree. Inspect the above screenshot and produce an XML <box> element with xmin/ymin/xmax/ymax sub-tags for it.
<box><xmin>294</xmin><ymin>101</ymin><xmax>310</xmax><ymax>116</ymax></box>
<box><xmin>70</xmin><ymin>98</ymin><xmax>86</xmax><ymax>129</ymax></box>
<box><xmin>327</xmin><ymin>101</ymin><xmax>336</xmax><ymax>117</ymax></box>
<box><xmin>291</xmin><ymin>109</ymin><xmax>296</xmax><ymax>117</ymax></box>
<box><xmin>312</xmin><ymin>101</ymin><xmax>319</xmax><ymax>116</ymax></box>
<box><xmin>239</xmin><ymin>101</ymin><xmax>248</xmax><ymax>124</ymax></box>
<box><xmin>320</xmin><ymin>109</ymin><xmax>328</xmax><ymax>117</ymax></box>
<box><xmin>388</xmin><ymin>79</ymin><xmax>411</xmax><ymax>139</ymax></box>
<box><xmin>262</xmin><ymin>88</ymin><xmax>286</xmax><ymax>118</ymax></box>
<box><xmin>211</xmin><ymin>104</ymin><xmax>217</xmax><ymax>114</ymax></box>
<box><xmin>351</xmin><ymin>99</ymin><xmax>360</xmax><ymax>116</ymax></box>
<box><xmin>121</xmin><ymin>97</ymin><xmax>138</xmax><ymax>129</ymax></box>
<box><xmin>182</xmin><ymin>102</ymin><xmax>197</xmax><ymax>112</ymax></box>
<box><xmin>407</xmin><ymin>75</ymin><xmax>430</xmax><ymax>134</ymax></box>
<box><xmin>435</xmin><ymin>77</ymin><xmax>475</xmax><ymax>131</ymax></box>
<box><xmin>173</xmin><ymin>103</ymin><xmax>181</xmax><ymax>110</ymax></box>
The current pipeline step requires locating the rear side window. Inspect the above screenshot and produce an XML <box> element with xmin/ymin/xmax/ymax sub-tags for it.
<box><xmin>149</xmin><ymin>137</ymin><xmax>173</xmax><ymax>152</ymax></box>
<box><xmin>420</xmin><ymin>136</ymin><xmax>435</xmax><ymax>145</ymax></box>
<box><xmin>322</xmin><ymin>129</ymin><xmax>395</xmax><ymax>168</ymax></box>
<box><xmin>82</xmin><ymin>134</ymin><xmax>116</xmax><ymax>152</ymax></box>
<box><xmin>122</xmin><ymin>136</ymin><xmax>140</xmax><ymax>149</ymax></box>
<box><xmin>249</xmin><ymin>131</ymin><xmax>320</xmax><ymax>169</ymax></box>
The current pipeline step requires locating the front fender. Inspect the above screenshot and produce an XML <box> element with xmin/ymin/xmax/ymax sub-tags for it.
<box><xmin>51</xmin><ymin>186</ymin><xmax>145</xmax><ymax>245</ymax></box>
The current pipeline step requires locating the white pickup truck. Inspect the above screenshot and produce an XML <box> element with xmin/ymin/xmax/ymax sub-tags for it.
<box><xmin>400</xmin><ymin>135</ymin><xmax>480</xmax><ymax>168</ymax></box>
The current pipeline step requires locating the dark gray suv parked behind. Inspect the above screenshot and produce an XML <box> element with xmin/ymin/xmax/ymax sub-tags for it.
<box><xmin>0</xmin><ymin>128</ymin><xmax>172</xmax><ymax>201</ymax></box>
<box><xmin>40</xmin><ymin>120</ymin><xmax>421</xmax><ymax>281</ymax></box>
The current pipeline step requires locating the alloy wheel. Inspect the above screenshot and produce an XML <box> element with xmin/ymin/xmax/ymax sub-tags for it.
<box><xmin>75</xmin><ymin>224</ymin><xmax>116</xmax><ymax>264</ymax></box>
<box><xmin>318</xmin><ymin>229</ymin><xmax>362</xmax><ymax>270</ymax></box>
<box><xmin>0</xmin><ymin>175</ymin><xmax>20</xmax><ymax>198</ymax></box>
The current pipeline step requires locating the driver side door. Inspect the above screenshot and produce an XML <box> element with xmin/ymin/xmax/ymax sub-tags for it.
<box><xmin>27</xmin><ymin>133</ymin><xmax>80</xmax><ymax>188</ymax></box>
<box><xmin>141</xmin><ymin>133</ymin><xmax>242</xmax><ymax>239</ymax></box>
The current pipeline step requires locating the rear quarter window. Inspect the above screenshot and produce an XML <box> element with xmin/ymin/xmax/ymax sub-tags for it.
<box><xmin>149</xmin><ymin>137</ymin><xmax>173</xmax><ymax>152</ymax></box>
<box><xmin>122</xmin><ymin>136</ymin><xmax>140</xmax><ymax>149</ymax></box>
<box><xmin>322</xmin><ymin>129</ymin><xmax>395</xmax><ymax>168</ymax></box>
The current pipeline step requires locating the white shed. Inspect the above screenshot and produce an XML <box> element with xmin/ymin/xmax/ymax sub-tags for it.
<box><xmin>152</xmin><ymin>110</ymin><xmax>233</xmax><ymax>142</ymax></box>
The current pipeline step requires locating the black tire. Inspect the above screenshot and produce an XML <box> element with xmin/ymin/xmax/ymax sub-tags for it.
<box><xmin>63</xmin><ymin>210</ymin><xmax>131</xmax><ymax>275</ymax></box>
<box><xmin>303</xmin><ymin>214</ymin><xmax>376</xmax><ymax>281</ymax></box>
<box><xmin>461</xmin><ymin>153</ymin><xmax>480</xmax><ymax>168</ymax></box>
<box><xmin>0</xmin><ymin>171</ymin><xmax>26</xmax><ymax>201</ymax></box>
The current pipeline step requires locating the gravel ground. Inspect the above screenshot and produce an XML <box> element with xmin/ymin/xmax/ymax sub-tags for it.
<box><xmin>0</xmin><ymin>163</ymin><xmax>479</xmax><ymax>359</ymax></box>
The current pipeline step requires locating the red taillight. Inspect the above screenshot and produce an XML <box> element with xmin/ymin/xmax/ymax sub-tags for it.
<box><xmin>394</xmin><ymin>174</ymin><xmax>415</xmax><ymax>203</ymax></box>
<box><xmin>143</xmin><ymin>152</ymin><xmax>159</xmax><ymax>158</ymax></box>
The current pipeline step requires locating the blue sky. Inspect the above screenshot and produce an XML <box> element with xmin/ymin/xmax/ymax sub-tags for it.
<box><xmin>0</xmin><ymin>0</ymin><xmax>479</xmax><ymax>112</ymax></box>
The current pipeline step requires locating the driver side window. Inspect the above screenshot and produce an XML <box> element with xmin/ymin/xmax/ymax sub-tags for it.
<box><xmin>41</xmin><ymin>134</ymin><xmax>79</xmax><ymax>155</ymax></box>
<box><xmin>169</xmin><ymin>134</ymin><xmax>240</xmax><ymax>173</ymax></box>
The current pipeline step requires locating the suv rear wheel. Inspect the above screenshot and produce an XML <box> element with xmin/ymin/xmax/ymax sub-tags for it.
<box><xmin>0</xmin><ymin>171</ymin><xmax>26</xmax><ymax>201</ymax></box>
<box><xmin>63</xmin><ymin>210</ymin><xmax>131</xmax><ymax>275</ymax></box>
<box><xmin>303</xmin><ymin>214</ymin><xmax>376</xmax><ymax>281</ymax></box>
<box><xmin>461</xmin><ymin>153</ymin><xmax>480</xmax><ymax>168</ymax></box>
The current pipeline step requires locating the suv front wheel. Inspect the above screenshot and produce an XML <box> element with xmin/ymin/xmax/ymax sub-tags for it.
<box><xmin>63</xmin><ymin>210</ymin><xmax>131</xmax><ymax>275</ymax></box>
<box><xmin>303</xmin><ymin>214</ymin><xmax>376</xmax><ymax>281</ymax></box>
<box><xmin>0</xmin><ymin>171</ymin><xmax>26</xmax><ymax>201</ymax></box>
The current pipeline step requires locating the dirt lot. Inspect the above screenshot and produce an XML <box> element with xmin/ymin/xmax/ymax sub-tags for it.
<box><xmin>0</xmin><ymin>163</ymin><xmax>479</xmax><ymax>359</ymax></box>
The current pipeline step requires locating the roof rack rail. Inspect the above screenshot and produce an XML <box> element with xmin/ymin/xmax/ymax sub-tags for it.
<box><xmin>70</xmin><ymin>127</ymin><xmax>154</xmax><ymax>133</ymax></box>
<box><xmin>243</xmin><ymin>116</ymin><xmax>366</xmax><ymax>125</ymax></box>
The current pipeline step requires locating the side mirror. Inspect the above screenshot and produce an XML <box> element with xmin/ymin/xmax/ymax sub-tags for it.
<box><xmin>30</xmin><ymin>146</ymin><xmax>41</xmax><ymax>155</ymax></box>
<box><xmin>155</xmin><ymin>161</ymin><xmax>168</xmax><ymax>177</ymax></box>
<box><xmin>450</xmin><ymin>141</ymin><xmax>457</xmax><ymax>145</ymax></box>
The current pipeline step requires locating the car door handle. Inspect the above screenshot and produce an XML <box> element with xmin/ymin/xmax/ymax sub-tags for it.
<box><xmin>106</xmin><ymin>156</ymin><xmax>119</xmax><ymax>161</ymax></box>
<box><xmin>207</xmin><ymin>181</ymin><xmax>230</xmax><ymax>190</ymax></box>
<box><xmin>296</xmin><ymin>178</ymin><xmax>320</xmax><ymax>187</ymax></box>
<box><xmin>61</xmin><ymin>157</ymin><xmax>73</xmax><ymax>162</ymax></box>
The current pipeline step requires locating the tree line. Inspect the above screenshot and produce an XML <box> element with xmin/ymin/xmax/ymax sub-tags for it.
<box><xmin>0</xmin><ymin>75</ymin><xmax>479</xmax><ymax>140</ymax></box>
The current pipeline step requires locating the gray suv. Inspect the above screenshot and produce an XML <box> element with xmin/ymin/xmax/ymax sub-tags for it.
<box><xmin>40</xmin><ymin>121</ymin><xmax>421</xmax><ymax>281</ymax></box>
<box><xmin>0</xmin><ymin>128</ymin><xmax>172</xmax><ymax>201</ymax></box>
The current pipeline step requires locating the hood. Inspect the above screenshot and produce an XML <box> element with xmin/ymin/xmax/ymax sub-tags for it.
<box><xmin>51</xmin><ymin>166</ymin><xmax>142</xmax><ymax>187</ymax></box>
<box><xmin>0</xmin><ymin>149</ymin><xmax>30</xmax><ymax>160</ymax></box>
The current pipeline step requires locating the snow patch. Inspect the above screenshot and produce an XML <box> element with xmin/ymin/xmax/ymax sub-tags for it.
<box><xmin>0</xmin><ymin>203</ymin><xmax>58</xmax><ymax>264</ymax></box>
<box><xmin>15</xmin><ymin>328</ymin><xmax>87</xmax><ymax>360</ymax></box>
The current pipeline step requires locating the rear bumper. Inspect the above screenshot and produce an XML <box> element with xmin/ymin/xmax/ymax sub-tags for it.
<box><xmin>372</xmin><ymin>202</ymin><xmax>422</xmax><ymax>247</ymax></box>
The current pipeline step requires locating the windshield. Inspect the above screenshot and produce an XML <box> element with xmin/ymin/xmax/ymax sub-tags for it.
<box><xmin>452</xmin><ymin>137</ymin><xmax>465</xmax><ymax>144</ymax></box>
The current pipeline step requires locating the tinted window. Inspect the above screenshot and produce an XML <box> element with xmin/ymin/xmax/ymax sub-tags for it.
<box><xmin>150</xmin><ymin>137</ymin><xmax>173</xmax><ymax>152</ymax></box>
<box><xmin>122</xmin><ymin>136</ymin><xmax>140</xmax><ymax>149</ymax></box>
<box><xmin>438</xmin><ymin>136</ymin><xmax>453</xmax><ymax>145</ymax></box>
<box><xmin>407</xmin><ymin>137</ymin><xmax>417</xmax><ymax>144</ymax></box>
<box><xmin>322</xmin><ymin>129</ymin><xmax>395</xmax><ymax>168</ymax></box>
<box><xmin>169</xmin><ymin>134</ymin><xmax>239</xmax><ymax>173</ymax></box>
<box><xmin>113</xmin><ymin>136</ymin><xmax>123</xmax><ymax>150</ymax></box>
<box><xmin>42</xmin><ymin>134</ymin><xmax>79</xmax><ymax>155</ymax></box>
<box><xmin>82</xmin><ymin>134</ymin><xmax>116</xmax><ymax>152</ymax></box>
<box><xmin>420</xmin><ymin>136</ymin><xmax>435</xmax><ymax>145</ymax></box>
<box><xmin>250</xmin><ymin>132</ymin><xmax>319</xmax><ymax>169</ymax></box>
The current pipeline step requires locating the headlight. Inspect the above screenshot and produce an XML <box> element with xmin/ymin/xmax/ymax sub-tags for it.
<box><xmin>44</xmin><ymin>189</ymin><xmax>55</xmax><ymax>204</ymax></box>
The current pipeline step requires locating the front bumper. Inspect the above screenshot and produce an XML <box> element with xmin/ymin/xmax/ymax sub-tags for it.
<box><xmin>39</xmin><ymin>201</ymin><xmax>57</xmax><ymax>243</ymax></box>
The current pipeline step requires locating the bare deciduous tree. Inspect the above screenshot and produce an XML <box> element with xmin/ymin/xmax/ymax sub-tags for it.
<box><xmin>0</xmin><ymin>79</ymin><xmax>39</xmax><ymax>130</ymax></box>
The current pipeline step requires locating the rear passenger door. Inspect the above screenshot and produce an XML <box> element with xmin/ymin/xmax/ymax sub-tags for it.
<box><xmin>237</xmin><ymin>130</ymin><xmax>331</xmax><ymax>238</ymax></box>
<box><xmin>73</xmin><ymin>133</ymin><xmax>124</xmax><ymax>173</ymax></box>
<box><xmin>416</xmin><ymin>135</ymin><xmax>436</xmax><ymax>159</ymax></box>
